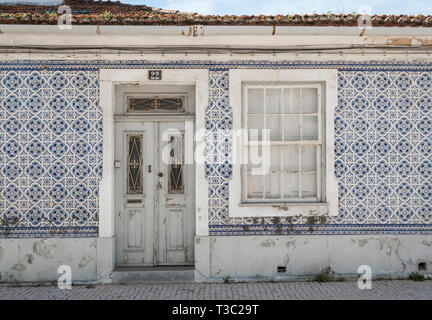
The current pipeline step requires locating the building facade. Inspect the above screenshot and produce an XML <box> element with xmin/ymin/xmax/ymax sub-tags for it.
<box><xmin>0</xmin><ymin>2</ymin><xmax>431</xmax><ymax>282</ymax></box>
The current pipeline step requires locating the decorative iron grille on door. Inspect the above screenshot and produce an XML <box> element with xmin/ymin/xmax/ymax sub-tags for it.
<box><xmin>168</xmin><ymin>134</ymin><xmax>184</xmax><ymax>194</ymax></box>
<box><xmin>127</xmin><ymin>134</ymin><xmax>143</xmax><ymax>194</ymax></box>
<box><xmin>127</xmin><ymin>97</ymin><xmax>184</xmax><ymax>112</ymax></box>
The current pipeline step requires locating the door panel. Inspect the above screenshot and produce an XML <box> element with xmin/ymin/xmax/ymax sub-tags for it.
<box><xmin>115</xmin><ymin>120</ymin><xmax>194</xmax><ymax>267</ymax></box>
<box><xmin>158</xmin><ymin>121</ymin><xmax>194</xmax><ymax>265</ymax></box>
<box><xmin>127</xmin><ymin>209</ymin><xmax>144</xmax><ymax>249</ymax></box>
<box><xmin>115</xmin><ymin>122</ymin><xmax>155</xmax><ymax>266</ymax></box>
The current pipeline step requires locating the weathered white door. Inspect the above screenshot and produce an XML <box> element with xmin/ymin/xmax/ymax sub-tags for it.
<box><xmin>115</xmin><ymin>121</ymin><xmax>194</xmax><ymax>266</ymax></box>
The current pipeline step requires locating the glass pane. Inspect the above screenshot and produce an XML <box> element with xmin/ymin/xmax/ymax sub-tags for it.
<box><xmin>283</xmin><ymin>173</ymin><xmax>299</xmax><ymax>198</ymax></box>
<box><xmin>247</xmin><ymin>145</ymin><xmax>263</xmax><ymax>170</ymax></box>
<box><xmin>283</xmin><ymin>88</ymin><xmax>300</xmax><ymax>113</ymax></box>
<box><xmin>301</xmin><ymin>88</ymin><xmax>318</xmax><ymax>113</ymax></box>
<box><xmin>128</xmin><ymin>97</ymin><xmax>183</xmax><ymax>112</ymax></box>
<box><xmin>248</xmin><ymin>88</ymin><xmax>264</xmax><ymax>114</ymax></box>
<box><xmin>127</xmin><ymin>135</ymin><xmax>143</xmax><ymax>194</ymax></box>
<box><xmin>301</xmin><ymin>172</ymin><xmax>317</xmax><ymax>198</ymax></box>
<box><xmin>264</xmin><ymin>173</ymin><xmax>281</xmax><ymax>199</ymax></box>
<box><xmin>282</xmin><ymin>146</ymin><xmax>299</xmax><ymax>171</ymax></box>
<box><xmin>301</xmin><ymin>115</ymin><xmax>318</xmax><ymax>140</ymax></box>
<box><xmin>266</xmin><ymin>115</ymin><xmax>282</xmax><ymax>141</ymax></box>
<box><xmin>301</xmin><ymin>146</ymin><xmax>317</xmax><ymax>171</ymax></box>
<box><xmin>283</xmin><ymin>115</ymin><xmax>300</xmax><ymax>140</ymax></box>
<box><xmin>266</xmin><ymin>89</ymin><xmax>282</xmax><ymax>113</ymax></box>
<box><xmin>168</xmin><ymin>135</ymin><xmax>184</xmax><ymax>194</ymax></box>
<box><xmin>269</xmin><ymin>146</ymin><xmax>281</xmax><ymax>172</ymax></box>
<box><xmin>247</xmin><ymin>173</ymin><xmax>263</xmax><ymax>198</ymax></box>
<box><xmin>248</xmin><ymin>115</ymin><xmax>264</xmax><ymax>141</ymax></box>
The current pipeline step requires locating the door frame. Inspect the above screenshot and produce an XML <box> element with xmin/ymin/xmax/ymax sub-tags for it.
<box><xmin>98</xmin><ymin>69</ymin><xmax>209</xmax><ymax>269</ymax></box>
<box><xmin>114</xmin><ymin>119</ymin><xmax>195</xmax><ymax>266</ymax></box>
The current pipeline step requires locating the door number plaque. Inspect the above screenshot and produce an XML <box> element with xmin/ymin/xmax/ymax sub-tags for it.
<box><xmin>148</xmin><ymin>70</ymin><xmax>162</xmax><ymax>80</ymax></box>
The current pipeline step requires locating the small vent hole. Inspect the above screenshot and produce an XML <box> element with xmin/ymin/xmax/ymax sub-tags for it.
<box><xmin>418</xmin><ymin>262</ymin><xmax>427</xmax><ymax>271</ymax></box>
<box><xmin>277</xmin><ymin>266</ymin><xmax>286</xmax><ymax>273</ymax></box>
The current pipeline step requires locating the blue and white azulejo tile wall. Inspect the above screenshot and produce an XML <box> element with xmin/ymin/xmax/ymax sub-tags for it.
<box><xmin>207</xmin><ymin>69</ymin><xmax>432</xmax><ymax>235</ymax></box>
<box><xmin>0</xmin><ymin>69</ymin><xmax>101</xmax><ymax>237</ymax></box>
<box><xmin>0</xmin><ymin>60</ymin><xmax>431</xmax><ymax>238</ymax></box>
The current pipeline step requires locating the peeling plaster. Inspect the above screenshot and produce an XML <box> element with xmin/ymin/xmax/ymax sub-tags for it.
<box><xmin>26</xmin><ymin>254</ymin><xmax>34</xmax><ymax>264</ymax></box>
<box><xmin>422</xmin><ymin>241</ymin><xmax>432</xmax><ymax>247</ymax></box>
<box><xmin>32</xmin><ymin>240</ymin><xmax>53</xmax><ymax>259</ymax></box>
<box><xmin>12</xmin><ymin>263</ymin><xmax>25</xmax><ymax>271</ymax></box>
<box><xmin>286</xmin><ymin>240</ymin><xmax>296</xmax><ymax>250</ymax></box>
<box><xmin>358</xmin><ymin>239</ymin><xmax>369</xmax><ymax>247</ymax></box>
<box><xmin>78</xmin><ymin>256</ymin><xmax>94</xmax><ymax>269</ymax></box>
<box><xmin>260</xmin><ymin>239</ymin><xmax>276</xmax><ymax>247</ymax></box>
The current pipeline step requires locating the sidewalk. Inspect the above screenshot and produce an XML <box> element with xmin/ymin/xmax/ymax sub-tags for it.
<box><xmin>0</xmin><ymin>280</ymin><xmax>431</xmax><ymax>300</ymax></box>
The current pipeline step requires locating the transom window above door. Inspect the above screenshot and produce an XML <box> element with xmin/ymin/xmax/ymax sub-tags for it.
<box><xmin>127</xmin><ymin>96</ymin><xmax>185</xmax><ymax>113</ymax></box>
<box><xmin>114</xmin><ymin>84</ymin><xmax>195</xmax><ymax>116</ymax></box>
<box><xmin>242</xmin><ymin>84</ymin><xmax>324</xmax><ymax>203</ymax></box>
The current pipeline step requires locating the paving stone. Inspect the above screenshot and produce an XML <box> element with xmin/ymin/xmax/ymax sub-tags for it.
<box><xmin>0</xmin><ymin>280</ymin><xmax>431</xmax><ymax>300</ymax></box>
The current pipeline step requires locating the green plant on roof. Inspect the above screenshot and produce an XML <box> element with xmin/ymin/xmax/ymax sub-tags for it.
<box><xmin>103</xmin><ymin>10</ymin><xmax>113</xmax><ymax>22</ymax></box>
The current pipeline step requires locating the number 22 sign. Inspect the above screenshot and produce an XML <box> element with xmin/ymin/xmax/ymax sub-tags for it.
<box><xmin>148</xmin><ymin>70</ymin><xmax>162</xmax><ymax>80</ymax></box>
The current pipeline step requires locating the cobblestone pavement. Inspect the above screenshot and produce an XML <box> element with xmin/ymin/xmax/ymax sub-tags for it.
<box><xmin>0</xmin><ymin>280</ymin><xmax>431</xmax><ymax>300</ymax></box>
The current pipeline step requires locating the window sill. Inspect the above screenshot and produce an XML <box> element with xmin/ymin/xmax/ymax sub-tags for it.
<box><xmin>229</xmin><ymin>202</ymin><xmax>330</xmax><ymax>217</ymax></box>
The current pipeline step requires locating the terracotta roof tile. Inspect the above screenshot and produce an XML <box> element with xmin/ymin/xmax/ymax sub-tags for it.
<box><xmin>0</xmin><ymin>1</ymin><xmax>431</xmax><ymax>27</ymax></box>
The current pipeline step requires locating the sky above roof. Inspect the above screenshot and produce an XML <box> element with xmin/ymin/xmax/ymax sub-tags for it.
<box><xmin>1</xmin><ymin>0</ymin><xmax>431</xmax><ymax>15</ymax></box>
<box><xmin>123</xmin><ymin>0</ymin><xmax>432</xmax><ymax>15</ymax></box>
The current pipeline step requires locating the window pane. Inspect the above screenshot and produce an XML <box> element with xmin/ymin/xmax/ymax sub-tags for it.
<box><xmin>266</xmin><ymin>89</ymin><xmax>282</xmax><ymax>113</ymax></box>
<box><xmin>283</xmin><ymin>173</ymin><xmax>299</xmax><ymax>198</ymax></box>
<box><xmin>301</xmin><ymin>115</ymin><xmax>318</xmax><ymax>140</ymax></box>
<box><xmin>264</xmin><ymin>173</ymin><xmax>281</xmax><ymax>199</ymax></box>
<box><xmin>283</xmin><ymin>88</ymin><xmax>300</xmax><ymax>113</ymax></box>
<box><xmin>248</xmin><ymin>88</ymin><xmax>264</xmax><ymax>114</ymax></box>
<box><xmin>269</xmin><ymin>146</ymin><xmax>281</xmax><ymax>172</ymax></box>
<box><xmin>245</xmin><ymin>85</ymin><xmax>322</xmax><ymax>203</ymax></box>
<box><xmin>283</xmin><ymin>115</ymin><xmax>300</xmax><ymax>140</ymax></box>
<box><xmin>266</xmin><ymin>115</ymin><xmax>282</xmax><ymax>141</ymax></box>
<box><xmin>301</xmin><ymin>88</ymin><xmax>318</xmax><ymax>113</ymax></box>
<box><xmin>248</xmin><ymin>115</ymin><xmax>264</xmax><ymax>140</ymax></box>
<box><xmin>247</xmin><ymin>173</ymin><xmax>263</xmax><ymax>198</ymax></box>
<box><xmin>301</xmin><ymin>172</ymin><xmax>317</xmax><ymax>198</ymax></box>
<box><xmin>282</xmin><ymin>146</ymin><xmax>299</xmax><ymax>171</ymax></box>
<box><xmin>301</xmin><ymin>146</ymin><xmax>317</xmax><ymax>171</ymax></box>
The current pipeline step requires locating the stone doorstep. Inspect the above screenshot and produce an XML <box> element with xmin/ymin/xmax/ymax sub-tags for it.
<box><xmin>111</xmin><ymin>266</ymin><xmax>195</xmax><ymax>284</ymax></box>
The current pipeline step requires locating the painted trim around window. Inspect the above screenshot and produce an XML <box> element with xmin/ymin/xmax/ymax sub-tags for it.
<box><xmin>229</xmin><ymin>69</ymin><xmax>338</xmax><ymax>217</ymax></box>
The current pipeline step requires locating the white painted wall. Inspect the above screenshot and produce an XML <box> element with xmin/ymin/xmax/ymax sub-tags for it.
<box><xmin>195</xmin><ymin>235</ymin><xmax>432</xmax><ymax>282</ymax></box>
<box><xmin>0</xmin><ymin>237</ymin><xmax>114</xmax><ymax>283</ymax></box>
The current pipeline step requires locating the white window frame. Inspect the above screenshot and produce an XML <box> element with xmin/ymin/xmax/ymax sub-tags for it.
<box><xmin>229</xmin><ymin>69</ymin><xmax>338</xmax><ymax>217</ymax></box>
<box><xmin>242</xmin><ymin>83</ymin><xmax>324</xmax><ymax>203</ymax></box>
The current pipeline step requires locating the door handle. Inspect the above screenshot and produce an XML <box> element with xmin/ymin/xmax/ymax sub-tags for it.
<box><xmin>148</xmin><ymin>165</ymin><xmax>152</xmax><ymax>173</ymax></box>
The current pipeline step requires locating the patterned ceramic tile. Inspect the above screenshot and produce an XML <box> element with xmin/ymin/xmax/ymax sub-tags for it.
<box><xmin>0</xmin><ymin>70</ymin><xmax>101</xmax><ymax>237</ymax></box>
<box><xmin>0</xmin><ymin>60</ymin><xmax>431</xmax><ymax>237</ymax></box>
<box><xmin>206</xmin><ymin>69</ymin><xmax>432</xmax><ymax>235</ymax></box>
